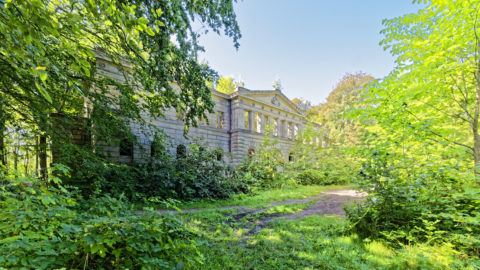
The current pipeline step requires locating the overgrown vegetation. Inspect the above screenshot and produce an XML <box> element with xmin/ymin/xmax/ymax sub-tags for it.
<box><xmin>58</xmin><ymin>143</ymin><xmax>247</xmax><ymax>202</ymax></box>
<box><xmin>307</xmin><ymin>72</ymin><xmax>374</xmax><ymax>147</ymax></box>
<box><xmin>343</xmin><ymin>0</ymin><xmax>480</xmax><ymax>263</ymax></box>
<box><xmin>346</xmin><ymin>151</ymin><xmax>480</xmax><ymax>257</ymax></box>
<box><xmin>0</xmin><ymin>168</ymin><xmax>200</xmax><ymax>269</ymax></box>
<box><xmin>239</xmin><ymin>125</ymin><xmax>358</xmax><ymax>189</ymax></box>
<box><xmin>177</xmin><ymin>195</ymin><xmax>475</xmax><ymax>269</ymax></box>
<box><xmin>2</xmin><ymin>0</ymin><xmax>480</xmax><ymax>268</ymax></box>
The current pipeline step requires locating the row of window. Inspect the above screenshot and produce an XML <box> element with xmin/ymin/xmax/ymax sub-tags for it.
<box><xmin>121</xmin><ymin>140</ymin><xmax>298</xmax><ymax>164</ymax></box>
<box><xmin>243</xmin><ymin>110</ymin><xmax>298</xmax><ymax>138</ymax></box>
<box><xmin>120</xmin><ymin>140</ymin><xmax>222</xmax><ymax>161</ymax></box>
<box><xmin>247</xmin><ymin>147</ymin><xmax>295</xmax><ymax>162</ymax></box>
<box><xmin>177</xmin><ymin>110</ymin><xmax>226</xmax><ymax>129</ymax></box>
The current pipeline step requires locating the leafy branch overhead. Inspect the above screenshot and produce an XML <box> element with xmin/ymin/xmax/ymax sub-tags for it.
<box><xmin>0</xmin><ymin>0</ymin><xmax>241</xmax><ymax>143</ymax></box>
<box><xmin>358</xmin><ymin>0</ymin><xmax>480</xmax><ymax>177</ymax></box>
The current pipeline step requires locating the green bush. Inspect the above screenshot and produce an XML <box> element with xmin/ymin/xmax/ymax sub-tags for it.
<box><xmin>0</xmin><ymin>173</ymin><xmax>201</xmax><ymax>269</ymax></box>
<box><xmin>137</xmin><ymin>145</ymin><xmax>248</xmax><ymax>200</ymax></box>
<box><xmin>238</xmin><ymin>126</ymin><xmax>358</xmax><ymax>188</ymax></box>
<box><xmin>295</xmin><ymin>169</ymin><xmax>324</xmax><ymax>185</ymax></box>
<box><xmin>345</xmin><ymin>151</ymin><xmax>480</xmax><ymax>258</ymax></box>
<box><xmin>238</xmin><ymin>135</ymin><xmax>291</xmax><ymax>189</ymax></box>
<box><xmin>292</xmin><ymin>148</ymin><xmax>358</xmax><ymax>186</ymax></box>
<box><xmin>75</xmin><ymin>145</ymin><xmax>249</xmax><ymax>202</ymax></box>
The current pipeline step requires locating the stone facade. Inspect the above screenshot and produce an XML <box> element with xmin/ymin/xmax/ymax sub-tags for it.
<box><xmin>94</xmin><ymin>57</ymin><xmax>326</xmax><ymax>166</ymax></box>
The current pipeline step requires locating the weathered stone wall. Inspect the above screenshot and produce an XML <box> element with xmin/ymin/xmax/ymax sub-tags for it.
<box><xmin>92</xmin><ymin>58</ymin><xmax>327</xmax><ymax>166</ymax></box>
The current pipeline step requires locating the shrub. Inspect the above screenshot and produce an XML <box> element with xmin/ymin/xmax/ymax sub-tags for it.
<box><xmin>238</xmin><ymin>132</ymin><xmax>290</xmax><ymax>189</ymax></box>
<box><xmin>287</xmin><ymin>125</ymin><xmax>359</xmax><ymax>186</ymax></box>
<box><xmin>0</xmin><ymin>172</ymin><xmax>201</xmax><ymax>269</ymax></box>
<box><xmin>78</xmin><ymin>144</ymin><xmax>248</xmax><ymax>202</ymax></box>
<box><xmin>345</xmin><ymin>151</ymin><xmax>480</xmax><ymax>257</ymax></box>
<box><xmin>238</xmin><ymin>125</ymin><xmax>358</xmax><ymax>188</ymax></box>
<box><xmin>137</xmin><ymin>145</ymin><xmax>248</xmax><ymax>200</ymax></box>
<box><xmin>291</xmin><ymin>148</ymin><xmax>358</xmax><ymax>186</ymax></box>
<box><xmin>295</xmin><ymin>169</ymin><xmax>324</xmax><ymax>185</ymax></box>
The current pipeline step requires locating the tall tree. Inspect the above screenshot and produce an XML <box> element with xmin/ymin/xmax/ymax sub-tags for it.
<box><xmin>0</xmin><ymin>0</ymin><xmax>241</xmax><ymax>170</ymax></box>
<box><xmin>216</xmin><ymin>76</ymin><xmax>236</xmax><ymax>94</ymax></box>
<box><xmin>291</xmin><ymin>98</ymin><xmax>312</xmax><ymax>115</ymax></box>
<box><xmin>360</xmin><ymin>0</ymin><xmax>480</xmax><ymax>181</ymax></box>
<box><xmin>310</xmin><ymin>72</ymin><xmax>374</xmax><ymax>146</ymax></box>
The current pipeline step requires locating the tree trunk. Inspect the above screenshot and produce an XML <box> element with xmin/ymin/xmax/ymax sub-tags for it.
<box><xmin>0</xmin><ymin>100</ymin><xmax>5</xmax><ymax>167</ymax></box>
<box><xmin>474</xmin><ymin>37</ymin><xmax>480</xmax><ymax>184</ymax></box>
<box><xmin>13</xmin><ymin>145</ymin><xmax>18</xmax><ymax>172</ymax></box>
<box><xmin>35</xmin><ymin>136</ymin><xmax>39</xmax><ymax>176</ymax></box>
<box><xmin>473</xmin><ymin>114</ymin><xmax>479</xmax><ymax>178</ymax></box>
<box><xmin>39</xmin><ymin>135</ymin><xmax>48</xmax><ymax>181</ymax></box>
<box><xmin>0</xmin><ymin>131</ymin><xmax>4</xmax><ymax>167</ymax></box>
<box><xmin>24</xmin><ymin>146</ymin><xmax>29</xmax><ymax>176</ymax></box>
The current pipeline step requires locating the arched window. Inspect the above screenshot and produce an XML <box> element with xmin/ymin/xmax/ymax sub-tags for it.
<box><xmin>151</xmin><ymin>142</ymin><xmax>163</xmax><ymax>158</ymax></box>
<box><xmin>150</xmin><ymin>143</ymin><xmax>156</xmax><ymax>157</ymax></box>
<box><xmin>248</xmin><ymin>148</ymin><xmax>255</xmax><ymax>161</ymax></box>
<box><xmin>176</xmin><ymin>144</ymin><xmax>187</xmax><ymax>159</ymax></box>
<box><xmin>119</xmin><ymin>138</ymin><xmax>133</xmax><ymax>157</ymax></box>
<box><xmin>288</xmin><ymin>152</ymin><xmax>295</xmax><ymax>162</ymax></box>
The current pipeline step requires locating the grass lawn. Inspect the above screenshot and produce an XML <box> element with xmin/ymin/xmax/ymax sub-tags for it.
<box><xmin>164</xmin><ymin>185</ymin><xmax>477</xmax><ymax>269</ymax></box>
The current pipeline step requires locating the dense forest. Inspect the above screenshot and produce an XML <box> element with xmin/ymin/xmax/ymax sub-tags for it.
<box><xmin>1</xmin><ymin>0</ymin><xmax>479</xmax><ymax>269</ymax></box>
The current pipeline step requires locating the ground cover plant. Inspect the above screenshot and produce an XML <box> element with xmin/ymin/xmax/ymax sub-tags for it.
<box><xmin>172</xmin><ymin>187</ymin><xmax>477</xmax><ymax>269</ymax></box>
<box><xmin>0</xmin><ymin>168</ymin><xmax>201</xmax><ymax>269</ymax></box>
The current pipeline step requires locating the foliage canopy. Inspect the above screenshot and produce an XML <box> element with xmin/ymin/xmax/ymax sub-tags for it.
<box><xmin>0</xmin><ymin>0</ymin><xmax>241</xmax><ymax>155</ymax></box>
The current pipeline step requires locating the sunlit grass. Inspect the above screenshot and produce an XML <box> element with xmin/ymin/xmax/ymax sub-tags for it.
<box><xmin>172</xmin><ymin>184</ymin><xmax>349</xmax><ymax>209</ymax></box>
<box><xmin>181</xmin><ymin>209</ymin><xmax>474</xmax><ymax>269</ymax></box>
<box><xmin>166</xmin><ymin>186</ymin><xmax>477</xmax><ymax>269</ymax></box>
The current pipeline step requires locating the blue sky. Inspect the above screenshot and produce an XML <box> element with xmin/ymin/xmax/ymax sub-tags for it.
<box><xmin>198</xmin><ymin>0</ymin><xmax>424</xmax><ymax>104</ymax></box>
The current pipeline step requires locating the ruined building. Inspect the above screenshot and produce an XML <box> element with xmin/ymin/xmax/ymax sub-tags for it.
<box><xmin>94</xmin><ymin>57</ymin><xmax>327</xmax><ymax>166</ymax></box>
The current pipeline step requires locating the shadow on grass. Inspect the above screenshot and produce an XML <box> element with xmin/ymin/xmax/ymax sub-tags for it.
<box><xmin>189</xmin><ymin>215</ymin><xmax>470</xmax><ymax>270</ymax></box>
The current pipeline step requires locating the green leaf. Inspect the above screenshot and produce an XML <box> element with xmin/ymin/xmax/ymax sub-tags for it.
<box><xmin>38</xmin><ymin>70</ymin><xmax>48</xmax><ymax>81</ymax></box>
<box><xmin>82</xmin><ymin>66</ymin><xmax>90</xmax><ymax>77</ymax></box>
<box><xmin>35</xmin><ymin>82</ymin><xmax>52</xmax><ymax>103</ymax></box>
<box><xmin>79</xmin><ymin>59</ymin><xmax>91</xmax><ymax>68</ymax></box>
<box><xmin>146</xmin><ymin>27</ymin><xmax>155</xmax><ymax>36</ymax></box>
<box><xmin>156</xmin><ymin>8</ymin><xmax>163</xmax><ymax>17</ymax></box>
<box><xmin>138</xmin><ymin>17</ymin><xmax>148</xmax><ymax>25</ymax></box>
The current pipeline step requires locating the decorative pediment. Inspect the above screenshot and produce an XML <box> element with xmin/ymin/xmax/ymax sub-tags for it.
<box><xmin>236</xmin><ymin>88</ymin><xmax>303</xmax><ymax>116</ymax></box>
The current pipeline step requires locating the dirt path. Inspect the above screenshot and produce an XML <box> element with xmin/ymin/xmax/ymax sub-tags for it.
<box><xmin>244</xmin><ymin>188</ymin><xmax>366</xmax><ymax>234</ymax></box>
<box><xmin>158</xmin><ymin>187</ymin><xmax>366</xmax><ymax>235</ymax></box>
<box><xmin>281</xmin><ymin>188</ymin><xmax>366</xmax><ymax>219</ymax></box>
<box><xmin>158</xmin><ymin>188</ymin><xmax>366</xmax><ymax>219</ymax></box>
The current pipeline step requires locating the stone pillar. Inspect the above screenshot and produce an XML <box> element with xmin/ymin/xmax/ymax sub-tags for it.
<box><xmin>248</xmin><ymin>110</ymin><xmax>253</xmax><ymax>131</ymax></box>
<box><xmin>235</xmin><ymin>107</ymin><xmax>244</xmax><ymax>130</ymax></box>
<box><xmin>273</xmin><ymin>118</ymin><xmax>279</xmax><ymax>136</ymax></box>
<box><xmin>260</xmin><ymin>114</ymin><xmax>265</xmax><ymax>133</ymax></box>
<box><xmin>255</xmin><ymin>112</ymin><xmax>262</xmax><ymax>133</ymax></box>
